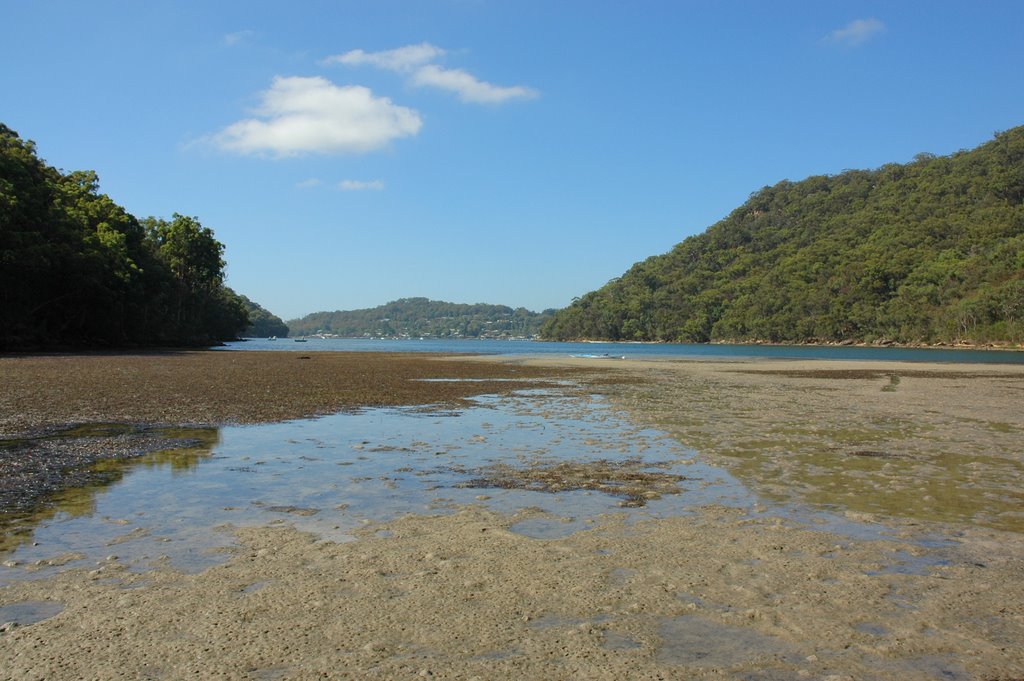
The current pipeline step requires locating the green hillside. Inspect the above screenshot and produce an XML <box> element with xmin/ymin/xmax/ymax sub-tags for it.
<box><xmin>289</xmin><ymin>298</ymin><xmax>554</xmax><ymax>339</ymax></box>
<box><xmin>542</xmin><ymin>127</ymin><xmax>1024</xmax><ymax>346</ymax></box>
<box><xmin>239</xmin><ymin>295</ymin><xmax>289</xmax><ymax>338</ymax></box>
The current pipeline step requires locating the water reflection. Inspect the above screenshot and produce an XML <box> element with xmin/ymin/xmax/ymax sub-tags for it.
<box><xmin>4</xmin><ymin>382</ymin><xmax>972</xmax><ymax>587</ymax></box>
<box><xmin>0</xmin><ymin>427</ymin><xmax>221</xmax><ymax>555</ymax></box>
<box><xmin>0</xmin><ymin>390</ymin><xmax>749</xmax><ymax>583</ymax></box>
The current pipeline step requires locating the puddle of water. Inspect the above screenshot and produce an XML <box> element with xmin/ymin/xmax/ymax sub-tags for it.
<box><xmin>864</xmin><ymin>549</ymin><xmax>951</xmax><ymax>576</ymax></box>
<box><xmin>0</xmin><ymin>600</ymin><xmax>65</xmax><ymax>627</ymax></box>
<box><xmin>414</xmin><ymin>378</ymin><xmax>558</xmax><ymax>383</ymax></box>
<box><xmin>0</xmin><ymin>426</ymin><xmax>221</xmax><ymax>555</ymax></box>
<box><xmin>856</xmin><ymin>653</ymin><xmax>971</xmax><ymax>681</ymax></box>
<box><xmin>602</xmin><ymin>630</ymin><xmax>643</xmax><ymax>651</ymax></box>
<box><xmin>854</xmin><ymin>622</ymin><xmax>890</xmax><ymax>637</ymax></box>
<box><xmin>0</xmin><ymin>385</ymin><xmax>948</xmax><ymax>588</ymax></box>
<box><xmin>656</xmin><ymin>615</ymin><xmax>799</xmax><ymax>668</ymax></box>
<box><xmin>0</xmin><ymin>390</ymin><xmax>756</xmax><ymax>583</ymax></box>
<box><xmin>240</xmin><ymin>580</ymin><xmax>272</xmax><ymax>595</ymax></box>
<box><xmin>527</xmin><ymin>613</ymin><xmax>590</xmax><ymax>630</ymax></box>
<box><xmin>510</xmin><ymin>511</ymin><xmax>595</xmax><ymax>540</ymax></box>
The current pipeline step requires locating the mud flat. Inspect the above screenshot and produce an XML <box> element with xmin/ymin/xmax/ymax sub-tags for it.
<box><xmin>0</xmin><ymin>351</ymin><xmax>587</xmax><ymax>435</ymax></box>
<box><xmin>540</xmin><ymin>357</ymin><xmax>1024</xmax><ymax>532</ymax></box>
<box><xmin>1</xmin><ymin>352</ymin><xmax>1024</xmax><ymax>679</ymax></box>
<box><xmin>0</xmin><ymin>351</ymin><xmax>586</xmax><ymax>520</ymax></box>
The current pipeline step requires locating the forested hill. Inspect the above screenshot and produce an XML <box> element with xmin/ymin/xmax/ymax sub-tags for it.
<box><xmin>239</xmin><ymin>295</ymin><xmax>289</xmax><ymax>338</ymax></box>
<box><xmin>288</xmin><ymin>298</ymin><xmax>554</xmax><ymax>339</ymax></box>
<box><xmin>541</xmin><ymin>127</ymin><xmax>1024</xmax><ymax>346</ymax></box>
<box><xmin>0</xmin><ymin>123</ymin><xmax>267</xmax><ymax>349</ymax></box>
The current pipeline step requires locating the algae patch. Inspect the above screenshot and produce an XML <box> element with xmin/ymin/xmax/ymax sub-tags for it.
<box><xmin>449</xmin><ymin>458</ymin><xmax>691</xmax><ymax>507</ymax></box>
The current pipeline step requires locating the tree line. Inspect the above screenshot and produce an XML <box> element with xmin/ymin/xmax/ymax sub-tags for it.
<box><xmin>542</xmin><ymin>127</ymin><xmax>1024</xmax><ymax>346</ymax></box>
<box><xmin>1</xmin><ymin>123</ymin><xmax>254</xmax><ymax>349</ymax></box>
<box><xmin>288</xmin><ymin>297</ymin><xmax>554</xmax><ymax>338</ymax></box>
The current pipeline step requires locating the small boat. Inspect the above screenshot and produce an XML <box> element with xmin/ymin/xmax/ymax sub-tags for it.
<box><xmin>570</xmin><ymin>353</ymin><xmax>625</xmax><ymax>360</ymax></box>
<box><xmin>294</xmin><ymin>337</ymin><xmax>308</xmax><ymax>343</ymax></box>
<box><xmin>268</xmin><ymin>336</ymin><xmax>277</xmax><ymax>341</ymax></box>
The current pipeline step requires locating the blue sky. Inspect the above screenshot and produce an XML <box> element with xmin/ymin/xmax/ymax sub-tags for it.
<box><xmin>3</xmin><ymin>1</ymin><xmax>1023</xmax><ymax>321</ymax></box>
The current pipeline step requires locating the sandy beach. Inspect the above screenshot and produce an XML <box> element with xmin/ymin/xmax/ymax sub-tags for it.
<box><xmin>2</xmin><ymin>351</ymin><xmax>1023</xmax><ymax>680</ymax></box>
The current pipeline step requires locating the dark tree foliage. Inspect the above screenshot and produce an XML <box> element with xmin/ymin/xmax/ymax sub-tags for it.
<box><xmin>542</xmin><ymin>127</ymin><xmax>1024</xmax><ymax>345</ymax></box>
<box><xmin>288</xmin><ymin>297</ymin><xmax>553</xmax><ymax>338</ymax></box>
<box><xmin>238</xmin><ymin>294</ymin><xmax>289</xmax><ymax>338</ymax></box>
<box><xmin>0</xmin><ymin>124</ymin><xmax>250</xmax><ymax>349</ymax></box>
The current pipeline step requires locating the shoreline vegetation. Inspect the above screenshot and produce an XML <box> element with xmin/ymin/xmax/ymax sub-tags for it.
<box><xmin>241</xmin><ymin>333</ymin><xmax>1024</xmax><ymax>350</ymax></box>
<box><xmin>0</xmin><ymin>124</ymin><xmax>260</xmax><ymax>351</ymax></box>
<box><xmin>541</xmin><ymin>127</ymin><xmax>1024</xmax><ymax>347</ymax></box>
<box><xmin>2</xmin><ymin>351</ymin><xmax>1024</xmax><ymax>679</ymax></box>
<box><xmin>557</xmin><ymin>336</ymin><xmax>1024</xmax><ymax>351</ymax></box>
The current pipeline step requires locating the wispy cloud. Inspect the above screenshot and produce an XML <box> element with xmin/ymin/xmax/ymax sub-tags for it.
<box><xmin>339</xmin><ymin>179</ymin><xmax>384</xmax><ymax>191</ymax></box>
<box><xmin>824</xmin><ymin>18</ymin><xmax>886</xmax><ymax>47</ymax></box>
<box><xmin>296</xmin><ymin>178</ymin><xmax>322</xmax><ymax>188</ymax></box>
<box><xmin>223</xmin><ymin>30</ymin><xmax>255</xmax><ymax>47</ymax></box>
<box><xmin>325</xmin><ymin>43</ymin><xmax>538</xmax><ymax>104</ymax></box>
<box><xmin>210</xmin><ymin>76</ymin><xmax>422</xmax><ymax>157</ymax></box>
<box><xmin>324</xmin><ymin>43</ymin><xmax>445</xmax><ymax>72</ymax></box>
<box><xmin>412</xmin><ymin>64</ymin><xmax>538</xmax><ymax>104</ymax></box>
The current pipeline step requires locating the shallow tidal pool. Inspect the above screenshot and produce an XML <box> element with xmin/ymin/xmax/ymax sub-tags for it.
<box><xmin>1</xmin><ymin>387</ymin><xmax>761</xmax><ymax>583</ymax></box>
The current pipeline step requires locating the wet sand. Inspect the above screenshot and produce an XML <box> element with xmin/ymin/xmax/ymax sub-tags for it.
<box><xmin>2</xmin><ymin>352</ymin><xmax>1024</xmax><ymax>679</ymax></box>
<box><xmin>0</xmin><ymin>351</ymin><xmax>587</xmax><ymax>517</ymax></box>
<box><xmin>515</xmin><ymin>356</ymin><xmax>1024</xmax><ymax>531</ymax></box>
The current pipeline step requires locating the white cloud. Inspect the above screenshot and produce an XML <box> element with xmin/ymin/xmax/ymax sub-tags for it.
<box><xmin>412</xmin><ymin>64</ymin><xmax>538</xmax><ymax>104</ymax></box>
<box><xmin>296</xmin><ymin>178</ymin><xmax>322</xmax><ymax>188</ymax></box>
<box><xmin>339</xmin><ymin>179</ymin><xmax>384</xmax><ymax>191</ymax></box>
<box><xmin>328</xmin><ymin>43</ymin><xmax>539</xmax><ymax>104</ymax></box>
<box><xmin>824</xmin><ymin>18</ymin><xmax>885</xmax><ymax>47</ymax></box>
<box><xmin>324</xmin><ymin>43</ymin><xmax>445</xmax><ymax>72</ymax></box>
<box><xmin>212</xmin><ymin>76</ymin><xmax>422</xmax><ymax>156</ymax></box>
<box><xmin>223</xmin><ymin>30</ymin><xmax>255</xmax><ymax>47</ymax></box>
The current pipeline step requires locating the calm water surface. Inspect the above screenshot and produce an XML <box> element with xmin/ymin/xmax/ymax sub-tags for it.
<box><xmin>1</xmin><ymin>381</ymin><xmax>925</xmax><ymax>586</ymax></box>
<box><xmin>224</xmin><ymin>337</ymin><xmax>1024</xmax><ymax>364</ymax></box>
<box><xmin>2</xmin><ymin>387</ymin><xmax>764</xmax><ymax>584</ymax></box>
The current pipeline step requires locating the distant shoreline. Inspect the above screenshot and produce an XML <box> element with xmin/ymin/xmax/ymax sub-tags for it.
<box><xmin>250</xmin><ymin>333</ymin><xmax>1024</xmax><ymax>352</ymax></box>
<box><xmin>555</xmin><ymin>336</ymin><xmax>1024</xmax><ymax>352</ymax></box>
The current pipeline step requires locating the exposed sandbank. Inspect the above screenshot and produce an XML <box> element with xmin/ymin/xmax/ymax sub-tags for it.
<box><xmin>2</xmin><ymin>352</ymin><xmax>1023</xmax><ymax>679</ymax></box>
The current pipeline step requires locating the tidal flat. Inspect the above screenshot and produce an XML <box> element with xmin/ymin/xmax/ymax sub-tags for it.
<box><xmin>1</xmin><ymin>351</ymin><xmax>1023</xmax><ymax>680</ymax></box>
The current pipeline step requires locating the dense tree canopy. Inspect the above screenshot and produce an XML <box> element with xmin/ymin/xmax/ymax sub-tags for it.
<box><xmin>239</xmin><ymin>295</ymin><xmax>289</xmax><ymax>338</ymax></box>
<box><xmin>0</xmin><ymin>123</ymin><xmax>253</xmax><ymax>349</ymax></box>
<box><xmin>542</xmin><ymin>127</ymin><xmax>1024</xmax><ymax>345</ymax></box>
<box><xmin>289</xmin><ymin>297</ymin><xmax>553</xmax><ymax>338</ymax></box>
